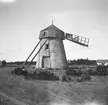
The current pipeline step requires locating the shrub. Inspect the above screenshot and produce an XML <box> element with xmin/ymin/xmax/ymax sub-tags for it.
<box><xmin>66</xmin><ymin>69</ymin><xmax>82</xmax><ymax>76</ymax></box>
<box><xmin>62</xmin><ymin>75</ymin><xmax>67</xmax><ymax>82</ymax></box>
<box><xmin>77</xmin><ymin>72</ymin><xmax>91</xmax><ymax>82</ymax></box>
<box><xmin>62</xmin><ymin>75</ymin><xmax>70</xmax><ymax>82</ymax></box>
<box><xmin>25</xmin><ymin>70</ymin><xmax>60</xmax><ymax>81</ymax></box>
<box><xmin>96</xmin><ymin>65</ymin><xmax>108</xmax><ymax>76</ymax></box>
<box><xmin>87</xmin><ymin>69</ymin><xmax>98</xmax><ymax>76</ymax></box>
<box><xmin>1</xmin><ymin>60</ymin><xmax>6</xmax><ymax>67</ymax></box>
<box><xmin>11</xmin><ymin>67</ymin><xmax>28</xmax><ymax>76</ymax></box>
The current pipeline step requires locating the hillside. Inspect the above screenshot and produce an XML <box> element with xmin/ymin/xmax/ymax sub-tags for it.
<box><xmin>0</xmin><ymin>67</ymin><xmax>108</xmax><ymax>105</ymax></box>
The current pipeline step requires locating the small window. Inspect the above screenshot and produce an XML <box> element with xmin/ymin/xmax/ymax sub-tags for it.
<box><xmin>43</xmin><ymin>32</ymin><xmax>46</xmax><ymax>36</ymax></box>
<box><xmin>45</xmin><ymin>44</ymin><xmax>49</xmax><ymax>49</ymax></box>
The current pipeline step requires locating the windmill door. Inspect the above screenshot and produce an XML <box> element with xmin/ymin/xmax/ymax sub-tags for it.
<box><xmin>42</xmin><ymin>56</ymin><xmax>50</xmax><ymax>68</ymax></box>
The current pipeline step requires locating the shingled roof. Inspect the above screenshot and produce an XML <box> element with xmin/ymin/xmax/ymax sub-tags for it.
<box><xmin>39</xmin><ymin>24</ymin><xmax>65</xmax><ymax>40</ymax></box>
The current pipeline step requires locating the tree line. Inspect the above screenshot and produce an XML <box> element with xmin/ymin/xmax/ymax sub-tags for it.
<box><xmin>68</xmin><ymin>59</ymin><xmax>97</xmax><ymax>65</ymax></box>
<box><xmin>7</xmin><ymin>61</ymin><xmax>36</xmax><ymax>65</ymax></box>
<box><xmin>4</xmin><ymin>59</ymin><xmax>97</xmax><ymax>66</ymax></box>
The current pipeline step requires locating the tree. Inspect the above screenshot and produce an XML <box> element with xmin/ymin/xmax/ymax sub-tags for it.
<box><xmin>1</xmin><ymin>60</ymin><xmax>6</xmax><ymax>67</ymax></box>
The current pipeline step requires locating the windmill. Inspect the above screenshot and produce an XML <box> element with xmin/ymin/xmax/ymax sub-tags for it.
<box><xmin>21</xmin><ymin>23</ymin><xmax>90</xmax><ymax>70</ymax></box>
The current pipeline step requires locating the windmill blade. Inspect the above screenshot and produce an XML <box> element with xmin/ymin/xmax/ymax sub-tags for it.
<box><xmin>65</xmin><ymin>33</ymin><xmax>90</xmax><ymax>47</ymax></box>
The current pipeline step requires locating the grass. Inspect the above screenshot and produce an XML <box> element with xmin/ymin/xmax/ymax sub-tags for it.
<box><xmin>0</xmin><ymin>67</ymin><xmax>51</xmax><ymax>105</ymax></box>
<box><xmin>0</xmin><ymin>66</ymin><xmax>108</xmax><ymax>105</ymax></box>
<box><xmin>0</xmin><ymin>95</ymin><xmax>17</xmax><ymax>105</ymax></box>
<box><xmin>0</xmin><ymin>76</ymin><xmax>51</xmax><ymax>105</ymax></box>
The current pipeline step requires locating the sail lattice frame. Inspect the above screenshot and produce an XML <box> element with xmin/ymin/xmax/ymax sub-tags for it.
<box><xmin>65</xmin><ymin>33</ymin><xmax>90</xmax><ymax>47</ymax></box>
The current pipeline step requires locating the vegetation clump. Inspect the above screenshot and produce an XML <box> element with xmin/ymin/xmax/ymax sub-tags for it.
<box><xmin>66</xmin><ymin>68</ymin><xmax>82</xmax><ymax>76</ymax></box>
<box><xmin>25</xmin><ymin>70</ymin><xmax>60</xmax><ymax>81</ymax></box>
<box><xmin>11</xmin><ymin>67</ymin><xmax>28</xmax><ymax>76</ymax></box>
<box><xmin>61</xmin><ymin>75</ymin><xmax>71</xmax><ymax>82</ymax></box>
<box><xmin>1</xmin><ymin>60</ymin><xmax>7</xmax><ymax>67</ymax></box>
<box><xmin>77</xmin><ymin>72</ymin><xmax>91</xmax><ymax>82</ymax></box>
<box><xmin>96</xmin><ymin>65</ymin><xmax>108</xmax><ymax>76</ymax></box>
<box><xmin>68</xmin><ymin>59</ymin><xmax>96</xmax><ymax>65</ymax></box>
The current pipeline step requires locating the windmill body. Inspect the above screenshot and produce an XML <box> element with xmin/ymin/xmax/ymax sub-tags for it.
<box><xmin>20</xmin><ymin>23</ymin><xmax>89</xmax><ymax>70</ymax></box>
<box><xmin>36</xmin><ymin>24</ymin><xmax>68</xmax><ymax>69</ymax></box>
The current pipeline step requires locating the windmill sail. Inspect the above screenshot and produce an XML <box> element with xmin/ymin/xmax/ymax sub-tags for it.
<box><xmin>65</xmin><ymin>33</ymin><xmax>89</xmax><ymax>47</ymax></box>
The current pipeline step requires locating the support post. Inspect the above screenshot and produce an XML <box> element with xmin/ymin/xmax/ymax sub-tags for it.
<box><xmin>24</xmin><ymin>39</ymin><xmax>47</xmax><ymax>70</ymax></box>
<box><xmin>21</xmin><ymin>39</ymin><xmax>42</xmax><ymax>68</ymax></box>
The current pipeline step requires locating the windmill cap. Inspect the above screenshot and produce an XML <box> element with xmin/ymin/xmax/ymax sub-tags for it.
<box><xmin>39</xmin><ymin>24</ymin><xmax>65</xmax><ymax>40</ymax></box>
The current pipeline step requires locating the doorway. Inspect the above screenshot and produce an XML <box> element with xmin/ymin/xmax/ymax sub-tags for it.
<box><xmin>42</xmin><ymin>56</ymin><xmax>50</xmax><ymax>68</ymax></box>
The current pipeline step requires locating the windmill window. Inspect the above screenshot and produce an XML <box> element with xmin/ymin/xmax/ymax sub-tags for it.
<box><xmin>45</xmin><ymin>44</ymin><xmax>49</xmax><ymax>49</ymax></box>
<box><xmin>43</xmin><ymin>32</ymin><xmax>46</xmax><ymax>36</ymax></box>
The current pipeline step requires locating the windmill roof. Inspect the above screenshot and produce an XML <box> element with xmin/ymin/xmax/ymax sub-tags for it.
<box><xmin>41</xmin><ymin>24</ymin><xmax>62</xmax><ymax>32</ymax></box>
<box><xmin>39</xmin><ymin>24</ymin><xmax>65</xmax><ymax>40</ymax></box>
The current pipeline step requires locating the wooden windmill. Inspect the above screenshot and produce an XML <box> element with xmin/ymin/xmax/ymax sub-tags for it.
<box><xmin>21</xmin><ymin>23</ymin><xmax>90</xmax><ymax>70</ymax></box>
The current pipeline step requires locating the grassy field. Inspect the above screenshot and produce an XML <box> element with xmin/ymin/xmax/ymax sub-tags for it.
<box><xmin>0</xmin><ymin>66</ymin><xmax>108</xmax><ymax>105</ymax></box>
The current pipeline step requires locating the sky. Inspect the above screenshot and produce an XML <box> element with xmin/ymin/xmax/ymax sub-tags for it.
<box><xmin>0</xmin><ymin>0</ymin><xmax>108</xmax><ymax>62</ymax></box>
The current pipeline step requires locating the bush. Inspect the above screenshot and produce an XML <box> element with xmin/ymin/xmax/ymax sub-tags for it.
<box><xmin>1</xmin><ymin>60</ymin><xmax>6</xmax><ymax>67</ymax></box>
<box><xmin>62</xmin><ymin>75</ymin><xmax>71</xmax><ymax>82</ymax></box>
<box><xmin>87</xmin><ymin>69</ymin><xmax>98</xmax><ymax>76</ymax></box>
<box><xmin>66</xmin><ymin>69</ymin><xmax>82</xmax><ymax>76</ymax></box>
<box><xmin>11</xmin><ymin>67</ymin><xmax>28</xmax><ymax>76</ymax></box>
<box><xmin>96</xmin><ymin>65</ymin><xmax>108</xmax><ymax>76</ymax></box>
<box><xmin>77</xmin><ymin>72</ymin><xmax>91</xmax><ymax>82</ymax></box>
<box><xmin>62</xmin><ymin>75</ymin><xmax>67</xmax><ymax>82</ymax></box>
<box><xmin>25</xmin><ymin>70</ymin><xmax>60</xmax><ymax>81</ymax></box>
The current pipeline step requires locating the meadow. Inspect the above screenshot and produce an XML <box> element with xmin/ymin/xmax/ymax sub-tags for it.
<box><xmin>0</xmin><ymin>66</ymin><xmax>108</xmax><ymax>105</ymax></box>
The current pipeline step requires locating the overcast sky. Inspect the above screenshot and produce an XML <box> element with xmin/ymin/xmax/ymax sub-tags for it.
<box><xmin>0</xmin><ymin>0</ymin><xmax>108</xmax><ymax>62</ymax></box>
